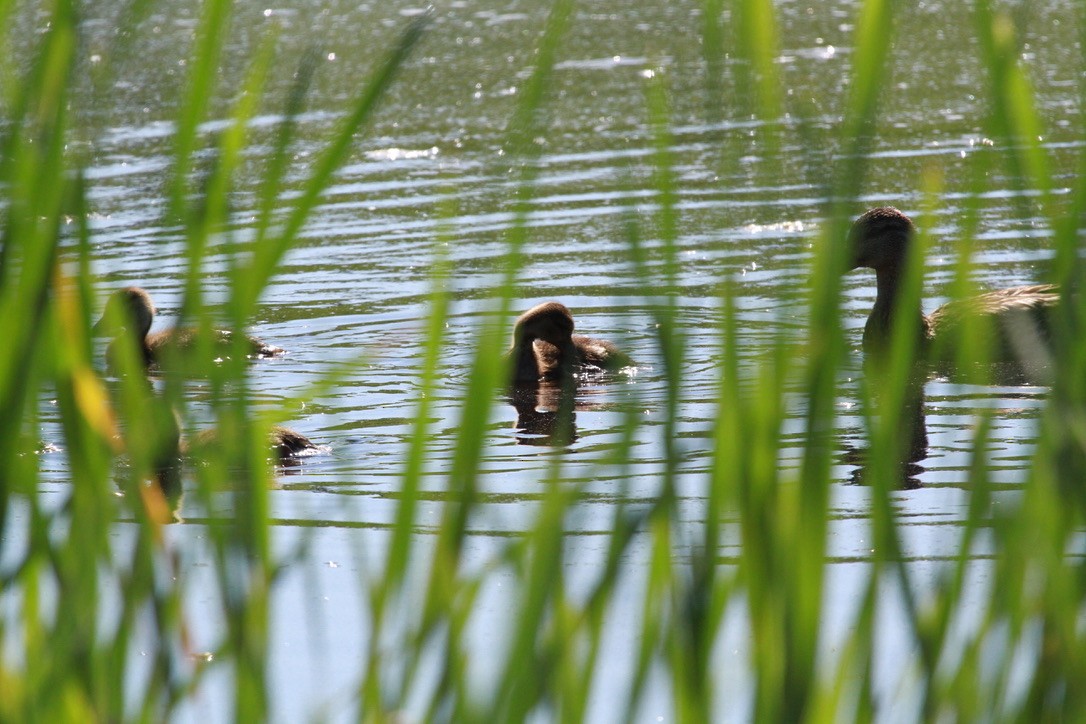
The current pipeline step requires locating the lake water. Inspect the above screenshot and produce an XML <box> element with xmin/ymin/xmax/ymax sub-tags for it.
<box><xmin>18</xmin><ymin>0</ymin><xmax>1085</xmax><ymax>719</ymax></box>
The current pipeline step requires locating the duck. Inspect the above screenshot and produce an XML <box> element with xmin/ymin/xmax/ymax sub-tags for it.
<box><xmin>187</xmin><ymin>424</ymin><xmax>321</xmax><ymax>464</ymax></box>
<box><xmin>848</xmin><ymin>207</ymin><xmax>1059</xmax><ymax>366</ymax></box>
<box><xmin>508</xmin><ymin>301</ymin><xmax>633</xmax><ymax>383</ymax></box>
<box><xmin>93</xmin><ymin>286</ymin><xmax>284</xmax><ymax>372</ymax></box>
<box><xmin>267</xmin><ymin>425</ymin><xmax>321</xmax><ymax>461</ymax></box>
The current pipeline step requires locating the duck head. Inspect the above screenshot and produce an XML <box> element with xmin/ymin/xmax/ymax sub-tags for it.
<box><xmin>509</xmin><ymin>301</ymin><xmax>577</xmax><ymax>383</ymax></box>
<box><xmin>513</xmin><ymin>301</ymin><xmax>575</xmax><ymax>347</ymax></box>
<box><xmin>848</xmin><ymin>206</ymin><xmax>915</xmax><ymax>271</ymax></box>
<box><xmin>93</xmin><ymin>286</ymin><xmax>156</xmax><ymax>340</ymax></box>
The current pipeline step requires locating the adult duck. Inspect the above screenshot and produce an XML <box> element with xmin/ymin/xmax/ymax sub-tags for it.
<box><xmin>94</xmin><ymin>286</ymin><xmax>283</xmax><ymax>372</ymax></box>
<box><xmin>848</xmin><ymin>207</ymin><xmax>1058</xmax><ymax>368</ymax></box>
<box><xmin>508</xmin><ymin>301</ymin><xmax>633</xmax><ymax>383</ymax></box>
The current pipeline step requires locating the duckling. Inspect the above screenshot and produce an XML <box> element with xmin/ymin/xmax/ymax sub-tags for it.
<box><xmin>188</xmin><ymin>424</ymin><xmax>320</xmax><ymax>464</ymax></box>
<box><xmin>267</xmin><ymin>425</ymin><xmax>321</xmax><ymax>461</ymax></box>
<box><xmin>508</xmin><ymin>301</ymin><xmax>633</xmax><ymax>383</ymax></box>
<box><xmin>93</xmin><ymin>287</ymin><xmax>283</xmax><ymax>372</ymax></box>
<box><xmin>848</xmin><ymin>207</ymin><xmax>1059</xmax><ymax>364</ymax></box>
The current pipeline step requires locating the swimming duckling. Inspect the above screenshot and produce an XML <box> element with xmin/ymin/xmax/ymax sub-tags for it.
<box><xmin>188</xmin><ymin>424</ymin><xmax>320</xmax><ymax>464</ymax></box>
<box><xmin>267</xmin><ymin>425</ymin><xmax>321</xmax><ymax>461</ymax></box>
<box><xmin>93</xmin><ymin>287</ymin><xmax>284</xmax><ymax>372</ymax></box>
<box><xmin>508</xmin><ymin>301</ymin><xmax>633</xmax><ymax>383</ymax></box>
<box><xmin>849</xmin><ymin>207</ymin><xmax>1059</xmax><ymax>365</ymax></box>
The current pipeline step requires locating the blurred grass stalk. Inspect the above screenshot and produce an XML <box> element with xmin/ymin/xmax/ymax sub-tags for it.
<box><xmin>0</xmin><ymin>0</ymin><xmax>429</xmax><ymax>719</ymax></box>
<box><xmin>2</xmin><ymin>0</ymin><xmax>1086</xmax><ymax>720</ymax></box>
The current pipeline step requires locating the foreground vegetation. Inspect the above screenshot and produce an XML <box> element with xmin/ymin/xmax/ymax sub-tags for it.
<box><xmin>2</xmin><ymin>0</ymin><xmax>1086</xmax><ymax>720</ymax></box>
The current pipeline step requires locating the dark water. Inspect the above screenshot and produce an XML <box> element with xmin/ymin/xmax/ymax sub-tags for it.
<box><xmin>17</xmin><ymin>0</ymin><xmax>1084</xmax><ymax>718</ymax></box>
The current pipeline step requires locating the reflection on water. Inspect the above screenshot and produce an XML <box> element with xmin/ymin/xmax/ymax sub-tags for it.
<box><xmin>508</xmin><ymin>379</ymin><xmax>578</xmax><ymax>447</ymax></box>
<box><xmin>12</xmin><ymin>0</ymin><xmax>1083</xmax><ymax>718</ymax></box>
<box><xmin>507</xmin><ymin>372</ymin><xmax>635</xmax><ymax>447</ymax></box>
<box><xmin>840</xmin><ymin>365</ymin><xmax>930</xmax><ymax>490</ymax></box>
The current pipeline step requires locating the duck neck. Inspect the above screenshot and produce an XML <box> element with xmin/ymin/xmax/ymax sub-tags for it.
<box><xmin>510</xmin><ymin>334</ymin><xmax>543</xmax><ymax>383</ymax></box>
<box><xmin>865</xmin><ymin>263</ymin><xmax>927</xmax><ymax>352</ymax></box>
<box><xmin>127</xmin><ymin>309</ymin><xmax>154</xmax><ymax>365</ymax></box>
<box><xmin>130</xmin><ymin>321</ymin><xmax>155</xmax><ymax>368</ymax></box>
<box><xmin>139</xmin><ymin>337</ymin><xmax>155</xmax><ymax>368</ymax></box>
<box><xmin>106</xmin><ymin>334</ymin><xmax>155</xmax><ymax>372</ymax></box>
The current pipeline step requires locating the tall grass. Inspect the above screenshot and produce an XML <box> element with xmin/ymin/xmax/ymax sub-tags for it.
<box><xmin>2</xmin><ymin>0</ymin><xmax>1086</xmax><ymax>721</ymax></box>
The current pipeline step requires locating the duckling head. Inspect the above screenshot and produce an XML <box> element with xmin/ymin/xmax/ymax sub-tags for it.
<box><xmin>93</xmin><ymin>286</ymin><xmax>156</xmax><ymax>340</ymax></box>
<box><xmin>849</xmin><ymin>207</ymin><xmax>915</xmax><ymax>271</ymax></box>
<box><xmin>513</xmin><ymin>301</ymin><xmax>575</xmax><ymax>347</ymax></box>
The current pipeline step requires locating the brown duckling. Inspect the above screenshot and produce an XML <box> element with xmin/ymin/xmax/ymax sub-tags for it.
<box><xmin>188</xmin><ymin>424</ymin><xmax>321</xmax><ymax>464</ymax></box>
<box><xmin>93</xmin><ymin>287</ymin><xmax>284</xmax><ymax>372</ymax></box>
<box><xmin>508</xmin><ymin>301</ymin><xmax>633</xmax><ymax>383</ymax></box>
<box><xmin>267</xmin><ymin>425</ymin><xmax>321</xmax><ymax>461</ymax></box>
<box><xmin>849</xmin><ymin>207</ymin><xmax>1059</xmax><ymax>364</ymax></box>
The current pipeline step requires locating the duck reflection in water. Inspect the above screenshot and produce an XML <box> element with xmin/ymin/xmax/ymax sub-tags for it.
<box><xmin>509</xmin><ymin>380</ymin><xmax>578</xmax><ymax>446</ymax></box>
<box><xmin>841</xmin><ymin>370</ymin><xmax>929</xmax><ymax>490</ymax></box>
<box><xmin>103</xmin><ymin>376</ymin><xmax>187</xmax><ymax>523</ymax></box>
<box><xmin>506</xmin><ymin>301</ymin><xmax>635</xmax><ymax>446</ymax></box>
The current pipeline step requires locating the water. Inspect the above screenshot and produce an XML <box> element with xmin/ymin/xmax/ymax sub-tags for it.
<box><xmin>17</xmin><ymin>0</ymin><xmax>1086</xmax><ymax>718</ymax></box>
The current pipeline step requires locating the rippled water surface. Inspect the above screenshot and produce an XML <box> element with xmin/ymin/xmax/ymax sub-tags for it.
<box><xmin>18</xmin><ymin>0</ymin><xmax>1086</xmax><ymax>718</ymax></box>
